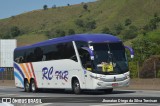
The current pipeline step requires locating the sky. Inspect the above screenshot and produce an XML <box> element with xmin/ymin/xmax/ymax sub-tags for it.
<box><xmin>0</xmin><ymin>0</ymin><xmax>96</xmax><ymax>19</ymax></box>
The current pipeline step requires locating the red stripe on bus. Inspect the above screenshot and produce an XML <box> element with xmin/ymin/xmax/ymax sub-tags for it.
<box><xmin>29</xmin><ymin>63</ymin><xmax>38</xmax><ymax>88</ymax></box>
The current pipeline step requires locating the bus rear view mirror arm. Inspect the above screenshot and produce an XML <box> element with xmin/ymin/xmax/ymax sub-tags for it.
<box><xmin>81</xmin><ymin>47</ymin><xmax>94</xmax><ymax>60</ymax></box>
<box><xmin>124</xmin><ymin>46</ymin><xmax>134</xmax><ymax>58</ymax></box>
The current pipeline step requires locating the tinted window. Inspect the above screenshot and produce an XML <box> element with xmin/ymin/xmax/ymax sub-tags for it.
<box><xmin>42</xmin><ymin>42</ymin><xmax>77</xmax><ymax>61</ymax></box>
<box><xmin>75</xmin><ymin>41</ymin><xmax>88</xmax><ymax>49</ymax></box>
<box><xmin>14</xmin><ymin>42</ymin><xmax>77</xmax><ymax>63</ymax></box>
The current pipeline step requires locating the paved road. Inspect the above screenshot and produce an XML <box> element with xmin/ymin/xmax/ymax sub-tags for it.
<box><xmin>0</xmin><ymin>87</ymin><xmax>160</xmax><ymax>106</ymax></box>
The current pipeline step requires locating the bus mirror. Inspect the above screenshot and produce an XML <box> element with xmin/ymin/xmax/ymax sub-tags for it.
<box><xmin>131</xmin><ymin>54</ymin><xmax>134</xmax><ymax>58</ymax></box>
<box><xmin>90</xmin><ymin>56</ymin><xmax>94</xmax><ymax>60</ymax></box>
<box><xmin>125</xmin><ymin>46</ymin><xmax>134</xmax><ymax>58</ymax></box>
<box><xmin>81</xmin><ymin>47</ymin><xmax>94</xmax><ymax>60</ymax></box>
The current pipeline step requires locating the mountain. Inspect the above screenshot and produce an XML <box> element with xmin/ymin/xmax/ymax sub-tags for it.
<box><xmin>0</xmin><ymin>0</ymin><xmax>160</xmax><ymax>46</ymax></box>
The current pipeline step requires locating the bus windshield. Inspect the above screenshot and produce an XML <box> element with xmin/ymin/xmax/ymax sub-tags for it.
<box><xmin>91</xmin><ymin>42</ymin><xmax>128</xmax><ymax>75</ymax></box>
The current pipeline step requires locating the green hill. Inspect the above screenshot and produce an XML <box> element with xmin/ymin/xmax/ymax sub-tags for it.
<box><xmin>0</xmin><ymin>0</ymin><xmax>160</xmax><ymax>46</ymax></box>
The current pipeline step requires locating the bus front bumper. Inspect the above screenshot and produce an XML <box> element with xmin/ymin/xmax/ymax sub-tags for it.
<box><xmin>93</xmin><ymin>78</ymin><xmax>130</xmax><ymax>89</ymax></box>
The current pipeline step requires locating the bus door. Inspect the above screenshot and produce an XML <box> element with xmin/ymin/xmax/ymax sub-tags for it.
<box><xmin>79</xmin><ymin>47</ymin><xmax>93</xmax><ymax>89</ymax></box>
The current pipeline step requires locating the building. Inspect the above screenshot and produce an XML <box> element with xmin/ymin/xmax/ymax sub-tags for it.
<box><xmin>0</xmin><ymin>39</ymin><xmax>17</xmax><ymax>80</ymax></box>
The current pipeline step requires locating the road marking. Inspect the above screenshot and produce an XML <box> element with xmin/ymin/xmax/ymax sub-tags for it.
<box><xmin>137</xmin><ymin>103</ymin><xmax>160</xmax><ymax>106</ymax></box>
<box><xmin>0</xmin><ymin>87</ymin><xmax>15</xmax><ymax>89</ymax></box>
<box><xmin>34</xmin><ymin>103</ymin><xmax>53</xmax><ymax>106</ymax></box>
<box><xmin>0</xmin><ymin>93</ymin><xmax>18</xmax><ymax>96</ymax></box>
<box><xmin>90</xmin><ymin>103</ymin><xmax>160</xmax><ymax>106</ymax></box>
<box><xmin>90</xmin><ymin>103</ymin><xmax>137</xmax><ymax>106</ymax></box>
<box><xmin>118</xmin><ymin>89</ymin><xmax>160</xmax><ymax>93</ymax></box>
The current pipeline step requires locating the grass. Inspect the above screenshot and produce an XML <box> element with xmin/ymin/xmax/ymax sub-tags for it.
<box><xmin>16</xmin><ymin>33</ymin><xmax>48</xmax><ymax>47</ymax></box>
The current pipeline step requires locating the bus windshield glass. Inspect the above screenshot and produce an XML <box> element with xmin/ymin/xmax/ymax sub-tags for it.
<box><xmin>91</xmin><ymin>42</ymin><xmax>128</xmax><ymax>75</ymax></box>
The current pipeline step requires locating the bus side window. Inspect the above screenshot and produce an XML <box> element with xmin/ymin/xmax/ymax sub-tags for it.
<box><xmin>19</xmin><ymin>56</ymin><xmax>24</xmax><ymax>63</ymax></box>
<box><xmin>34</xmin><ymin>47</ymin><xmax>43</xmax><ymax>61</ymax></box>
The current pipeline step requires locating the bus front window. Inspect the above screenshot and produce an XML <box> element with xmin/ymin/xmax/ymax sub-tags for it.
<box><xmin>92</xmin><ymin>42</ymin><xmax>128</xmax><ymax>75</ymax></box>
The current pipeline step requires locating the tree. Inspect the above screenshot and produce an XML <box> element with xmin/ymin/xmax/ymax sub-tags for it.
<box><xmin>43</xmin><ymin>5</ymin><xmax>48</xmax><ymax>10</ymax></box>
<box><xmin>68</xmin><ymin>29</ymin><xmax>75</xmax><ymax>35</ymax></box>
<box><xmin>148</xmin><ymin>13</ymin><xmax>160</xmax><ymax>31</ymax></box>
<box><xmin>67</xmin><ymin>4</ymin><xmax>70</xmax><ymax>6</ymax></box>
<box><xmin>131</xmin><ymin>37</ymin><xmax>157</xmax><ymax>62</ymax></box>
<box><xmin>10</xmin><ymin>26</ymin><xmax>21</xmax><ymax>37</ymax></box>
<box><xmin>52</xmin><ymin>5</ymin><xmax>56</xmax><ymax>8</ymax></box>
<box><xmin>83</xmin><ymin>4</ymin><xmax>88</xmax><ymax>10</ymax></box>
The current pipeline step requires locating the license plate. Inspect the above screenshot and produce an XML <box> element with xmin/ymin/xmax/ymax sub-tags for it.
<box><xmin>112</xmin><ymin>83</ymin><xmax>118</xmax><ymax>87</ymax></box>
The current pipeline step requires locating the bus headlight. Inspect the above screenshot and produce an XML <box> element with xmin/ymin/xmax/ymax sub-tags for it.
<box><xmin>90</xmin><ymin>75</ymin><xmax>101</xmax><ymax>80</ymax></box>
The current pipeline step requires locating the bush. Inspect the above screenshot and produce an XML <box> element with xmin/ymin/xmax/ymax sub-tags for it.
<box><xmin>122</xmin><ymin>25</ymin><xmax>138</xmax><ymax>39</ymax></box>
<box><xmin>45</xmin><ymin>29</ymin><xmax>66</xmax><ymax>38</ymax></box>
<box><xmin>68</xmin><ymin>29</ymin><xmax>75</xmax><ymax>35</ymax></box>
<box><xmin>125</xmin><ymin>18</ymin><xmax>132</xmax><ymax>26</ymax></box>
<box><xmin>101</xmin><ymin>27</ymin><xmax>111</xmax><ymax>34</ymax></box>
<box><xmin>85</xmin><ymin>20</ymin><xmax>96</xmax><ymax>30</ymax></box>
<box><xmin>113</xmin><ymin>23</ymin><xmax>124</xmax><ymax>35</ymax></box>
<box><xmin>75</xmin><ymin>18</ymin><xmax>96</xmax><ymax>30</ymax></box>
<box><xmin>75</xmin><ymin>19</ymin><xmax>84</xmax><ymax>27</ymax></box>
<box><xmin>129</xmin><ymin>62</ymin><xmax>138</xmax><ymax>78</ymax></box>
<box><xmin>157</xmin><ymin>70</ymin><xmax>160</xmax><ymax>78</ymax></box>
<box><xmin>55</xmin><ymin>29</ymin><xmax>65</xmax><ymax>37</ymax></box>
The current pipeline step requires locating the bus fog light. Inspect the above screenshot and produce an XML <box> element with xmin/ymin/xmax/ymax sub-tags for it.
<box><xmin>126</xmin><ymin>75</ymin><xmax>130</xmax><ymax>79</ymax></box>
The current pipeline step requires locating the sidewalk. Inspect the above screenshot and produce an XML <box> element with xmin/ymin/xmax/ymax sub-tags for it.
<box><xmin>0</xmin><ymin>80</ymin><xmax>15</xmax><ymax>87</ymax></box>
<box><xmin>123</xmin><ymin>78</ymin><xmax>160</xmax><ymax>91</ymax></box>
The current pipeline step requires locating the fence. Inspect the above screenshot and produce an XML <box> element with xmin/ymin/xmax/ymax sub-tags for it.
<box><xmin>129</xmin><ymin>61</ymin><xmax>160</xmax><ymax>78</ymax></box>
<box><xmin>0</xmin><ymin>67</ymin><xmax>14</xmax><ymax>80</ymax></box>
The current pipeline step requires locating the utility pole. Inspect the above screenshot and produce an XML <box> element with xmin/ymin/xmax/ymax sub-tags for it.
<box><xmin>154</xmin><ymin>61</ymin><xmax>156</xmax><ymax>78</ymax></box>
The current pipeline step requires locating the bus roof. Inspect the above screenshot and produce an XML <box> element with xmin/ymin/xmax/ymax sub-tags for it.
<box><xmin>15</xmin><ymin>34</ymin><xmax>121</xmax><ymax>51</ymax></box>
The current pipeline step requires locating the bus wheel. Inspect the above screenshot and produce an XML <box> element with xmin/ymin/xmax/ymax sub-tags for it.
<box><xmin>30</xmin><ymin>80</ymin><xmax>37</xmax><ymax>92</ymax></box>
<box><xmin>72</xmin><ymin>79</ymin><xmax>81</xmax><ymax>94</ymax></box>
<box><xmin>24</xmin><ymin>81</ymin><xmax>30</xmax><ymax>92</ymax></box>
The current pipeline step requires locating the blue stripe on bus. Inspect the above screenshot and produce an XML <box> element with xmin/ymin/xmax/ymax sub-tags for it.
<box><xmin>14</xmin><ymin>63</ymin><xmax>25</xmax><ymax>79</ymax></box>
<box><xmin>14</xmin><ymin>71</ymin><xmax>24</xmax><ymax>87</ymax></box>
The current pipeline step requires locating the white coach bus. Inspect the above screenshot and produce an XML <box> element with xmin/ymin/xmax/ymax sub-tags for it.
<box><xmin>14</xmin><ymin>34</ymin><xmax>134</xmax><ymax>94</ymax></box>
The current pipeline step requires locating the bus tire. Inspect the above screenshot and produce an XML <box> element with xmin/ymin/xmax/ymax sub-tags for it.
<box><xmin>72</xmin><ymin>79</ymin><xmax>81</xmax><ymax>94</ymax></box>
<box><xmin>24</xmin><ymin>80</ymin><xmax>30</xmax><ymax>92</ymax></box>
<box><xmin>30</xmin><ymin>80</ymin><xmax>37</xmax><ymax>93</ymax></box>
